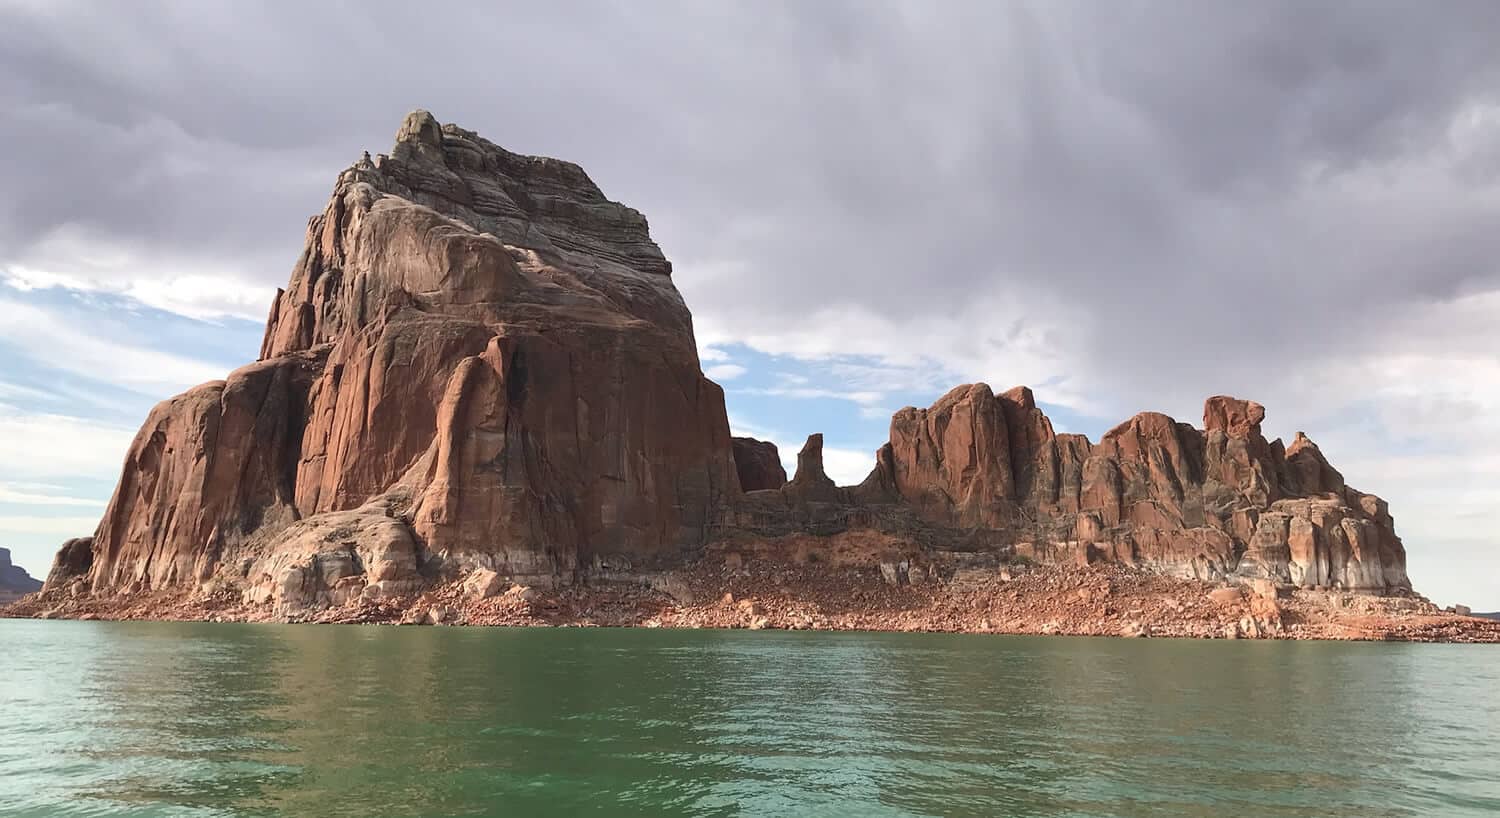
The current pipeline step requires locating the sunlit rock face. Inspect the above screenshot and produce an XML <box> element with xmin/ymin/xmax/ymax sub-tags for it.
<box><xmin>51</xmin><ymin>111</ymin><xmax>737</xmax><ymax>606</ymax></box>
<box><xmin>43</xmin><ymin>111</ymin><xmax>1408</xmax><ymax>612</ymax></box>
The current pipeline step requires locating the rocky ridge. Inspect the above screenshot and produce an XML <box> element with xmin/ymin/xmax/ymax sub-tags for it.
<box><xmin>9</xmin><ymin>111</ymin><xmax>1480</xmax><ymax>640</ymax></box>
<box><xmin>726</xmin><ymin>388</ymin><xmax>1409</xmax><ymax>596</ymax></box>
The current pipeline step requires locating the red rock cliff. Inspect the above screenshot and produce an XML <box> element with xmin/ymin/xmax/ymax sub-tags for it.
<box><xmin>41</xmin><ymin>111</ymin><xmax>1412</xmax><ymax>612</ymax></box>
<box><xmin>53</xmin><ymin>111</ymin><xmax>737</xmax><ymax>607</ymax></box>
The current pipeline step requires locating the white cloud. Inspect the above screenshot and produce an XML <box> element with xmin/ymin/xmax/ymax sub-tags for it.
<box><xmin>6</xmin><ymin>256</ymin><xmax>273</xmax><ymax>323</ymax></box>
<box><xmin>0</xmin><ymin>515</ymin><xmax>101</xmax><ymax>536</ymax></box>
<box><xmin>694</xmin><ymin>299</ymin><xmax>1101</xmax><ymax>417</ymax></box>
<box><xmin>741</xmin><ymin>385</ymin><xmax>886</xmax><ymax>406</ymax></box>
<box><xmin>726</xmin><ymin>414</ymin><xmax>779</xmax><ymax>445</ymax></box>
<box><xmin>820</xmin><ymin>446</ymin><xmax>876</xmax><ymax>486</ymax></box>
<box><xmin>123</xmin><ymin>275</ymin><xmax>273</xmax><ymax>323</ymax></box>
<box><xmin>0</xmin><ymin>379</ymin><xmax>54</xmax><ymax>402</ymax></box>
<box><xmin>3</xmin><ymin>266</ymin><xmax>99</xmax><ymax>293</ymax></box>
<box><xmin>0</xmin><ymin>294</ymin><xmax>229</xmax><ymax>393</ymax></box>
<box><xmin>0</xmin><ymin>376</ymin><xmax>129</xmax><ymax>412</ymax></box>
<box><xmin>703</xmin><ymin>363</ymin><xmax>747</xmax><ymax>381</ymax></box>
<box><xmin>0</xmin><ymin>409</ymin><xmax>136</xmax><ymax>481</ymax></box>
<box><xmin>737</xmin><ymin>369</ymin><xmax>902</xmax><ymax>409</ymax></box>
<box><xmin>0</xmin><ymin>483</ymin><xmax>107</xmax><ymax>507</ymax></box>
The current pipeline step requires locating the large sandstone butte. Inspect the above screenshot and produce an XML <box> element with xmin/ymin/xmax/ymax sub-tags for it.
<box><xmin>37</xmin><ymin>111</ymin><xmax>1409</xmax><ymax>616</ymax></box>
<box><xmin>62</xmin><ymin>110</ymin><xmax>738</xmax><ymax>610</ymax></box>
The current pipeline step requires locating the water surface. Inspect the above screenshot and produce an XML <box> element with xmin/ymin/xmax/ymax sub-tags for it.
<box><xmin>4</xmin><ymin>620</ymin><xmax>1498</xmax><ymax>817</ymax></box>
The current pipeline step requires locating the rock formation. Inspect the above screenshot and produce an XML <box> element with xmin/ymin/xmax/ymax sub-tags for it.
<box><xmin>47</xmin><ymin>111</ymin><xmax>737</xmax><ymax>610</ymax></box>
<box><xmin>35</xmin><ymin>110</ymin><xmax>1412</xmax><ymax>620</ymax></box>
<box><xmin>45</xmin><ymin>538</ymin><xmax>93</xmax><ymax>588</ymax></box>
<box><xmin>731</xmin><ymin>437</ymin><xmax>787</xmax><ymax>492</ymax></box>
<box><xmin>0</xmin><ymin>548</ymin><xmax>42</xmax><ymax>604</ymax></box>
<box><xmin>725</xmin><ymin>387</ymin><xmax>1407</xmax><ymax>592</ymax></box>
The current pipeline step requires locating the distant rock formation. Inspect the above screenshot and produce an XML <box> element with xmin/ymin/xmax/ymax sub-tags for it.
<box><xmin>727</xmin><ymin>388</ymin><xmax>1408</xmax><ymax>593</ymax></box>
<box><xmin>731</xmin><ymin>437</ymin><xmax>787</xmax><ymax>492</ymax></box>
<box><xmin>0</xmin><ymin>548</ymin><xmax>42</xmax><ymax>603</ymax></box>
<box><xmin>35</xmin><ymin>111</ymin><xmax>1412</xmax><ymax>619</ymax></box>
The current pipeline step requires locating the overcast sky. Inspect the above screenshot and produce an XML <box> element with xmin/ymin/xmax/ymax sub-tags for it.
<box><xmin>1</xmin><ymin>0</ymin><xmax>1496</xmax><ymax>607</ymax></box>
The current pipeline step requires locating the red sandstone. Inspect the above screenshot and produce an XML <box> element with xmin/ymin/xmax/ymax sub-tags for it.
<box><xmin>8</xmin><ymin>110</ymin><xmax>1473</xmax><ymax>642</ymax></box>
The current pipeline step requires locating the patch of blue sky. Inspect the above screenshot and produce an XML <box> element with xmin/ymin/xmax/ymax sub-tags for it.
<box><xmin>0</xmin><ymin>284</ymin><xmax>264</xmax><ymax>575</ymax></box>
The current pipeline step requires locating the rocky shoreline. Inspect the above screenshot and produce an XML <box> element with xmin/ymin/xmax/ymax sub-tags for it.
<box><xmin>10</xmin><ymin>556</ymin><xmax>1496</xmax><ymax>643</ymax></box>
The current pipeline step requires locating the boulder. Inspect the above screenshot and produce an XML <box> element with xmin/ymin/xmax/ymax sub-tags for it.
<box><xmin>505</xmin><ymin>584</ymin><xmax>541</xmax><ymax>604</ymax></box>
<box><xmin>1249</xmin><ymin>578</ymin><xmax>1280</xmax><ymax>600</ymax></box>
<box><xmin>1208</xmin><ymin>586</ymin><xmax>1243</xmax><ymax>606</ymax></box>
<box><xmin>239</xmin><ymin>497</ymin><xmax>423</xmax><ymax>611</ymax></box>
<box><xmin>43</xmin><ymin>537</ymin><xmax>93</xmax><ymax>591</ymax></box>
<box><xmin>1120</xmin><ymin>621</ymin><xmax>1151</xmax><ymax>638</ymax></box>
<box><xmin>464</xmin><ymin>569</ymin><xmax>506</xmax><ymax>600</ymax></box>
<box><xmin>878</xmin><ymin>561</ymin><xmax>908</xmax><ymax>586</ymax></box>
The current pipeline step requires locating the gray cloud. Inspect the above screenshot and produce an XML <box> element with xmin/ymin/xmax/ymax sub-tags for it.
<box><xmin>3</xmin><ymin>0</ymin><xmax>1497</xmax><ymax>394</ymax></box>
<box><xmin>3</xmin><ymin>0</ymin><xmax>1499</xmax><ymax>598</ymax></box>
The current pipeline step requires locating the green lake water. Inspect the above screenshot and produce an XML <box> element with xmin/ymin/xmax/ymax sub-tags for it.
<box><xmin>2</xmin><ymin>620</ymin><xmax>1498</xmax><ymax>817</ymax></box>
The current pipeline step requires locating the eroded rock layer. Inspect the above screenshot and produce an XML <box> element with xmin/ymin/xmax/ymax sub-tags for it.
<box><xmin>38</xmin><ymin>110</ymin><xmax>1410</xmax><ymax>618</ymax></box>
<box><xmin>724</xmin><ymin>388</ymin><xmax>1408</xmax><ymax>593</ymax></box>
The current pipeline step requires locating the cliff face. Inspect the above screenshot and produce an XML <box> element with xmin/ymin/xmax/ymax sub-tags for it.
<box><xmin>63</xmin><ymin>111</ymin><xmax>738</xmax><ymax>608</ymax></box>
<box><xmin>38</xmin><ymin>111</ymin><xmax>1410</xmax><ymax>616</ymax></box>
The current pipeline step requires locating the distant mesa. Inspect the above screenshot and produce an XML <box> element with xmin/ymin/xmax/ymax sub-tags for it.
<box><xmin>0</xmin><ymin>547</ymin><xmax>43</xmax><ymax>604</ymax></box>
<box><xmin>18</xmin><ymin>110</ymin><xmax>1426</xmax><ymax>627</ymax></box>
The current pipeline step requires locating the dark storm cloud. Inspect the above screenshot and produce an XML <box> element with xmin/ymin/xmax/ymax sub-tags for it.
<box><xmin>2</xmin><ymin>0</ymin><xmax>1499</xmax><ymax>413</ymax></box>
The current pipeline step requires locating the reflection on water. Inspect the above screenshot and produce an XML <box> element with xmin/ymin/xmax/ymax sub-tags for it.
<box><xmin>3</xmin><ymin>620</ymin><xmax>1498</xmax><ymax>817</ymax></box>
